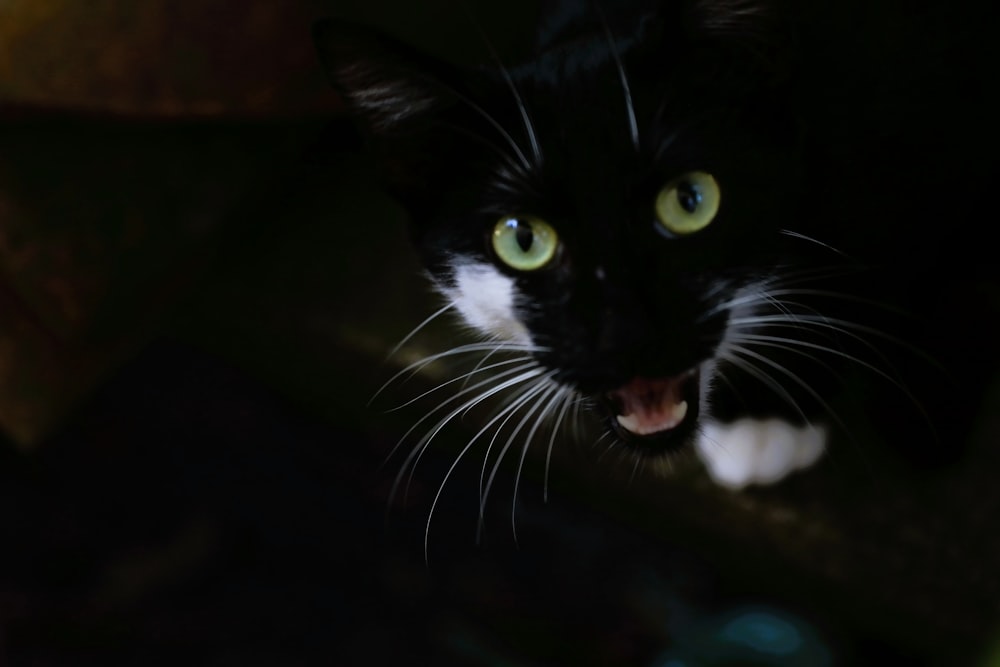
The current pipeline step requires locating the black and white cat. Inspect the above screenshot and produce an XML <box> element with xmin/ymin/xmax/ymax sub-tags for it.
<box><xmin>314</xmin><ymin>0</ymin><xmax>999</xmax><ymax>491</ymax></box>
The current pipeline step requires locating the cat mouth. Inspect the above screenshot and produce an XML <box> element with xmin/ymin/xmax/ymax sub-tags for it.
<box><xmin>604</xmin><ymin>370</ymin><xmax>699</xmax><ymax>451</ymax></box>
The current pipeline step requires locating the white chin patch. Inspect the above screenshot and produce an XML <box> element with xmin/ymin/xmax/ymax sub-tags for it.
<box><xmin>438</xmin><ymin>261</ymin><xmax>532</xmax><ymax>344</ymax></box>
<box><xmin>695</xmin><ymin>418</ymin><xmax>826</xmax><ymax>490</ymax></box>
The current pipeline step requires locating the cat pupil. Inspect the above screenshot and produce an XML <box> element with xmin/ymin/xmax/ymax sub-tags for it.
<box><xmin>515</xmin><ymin>220</ymin><xmax>534</xmax><ymax>252</ymax></box>
<box><xmin>677</xmin><ymin>182</ymin><xmax>701</xmax><ymax>213</ymax></box>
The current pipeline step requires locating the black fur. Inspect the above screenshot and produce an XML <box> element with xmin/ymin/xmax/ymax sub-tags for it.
<box><xmin>315</xmin><ymin>0</ymin><xmax>999</xmax><ymax>469</ymax></box>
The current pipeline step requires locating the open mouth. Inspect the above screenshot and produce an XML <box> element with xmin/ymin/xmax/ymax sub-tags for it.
<box><xmin>603</xmin><ymin>369</ymin><xmax>699</xmax><ymax>453</ymax></box>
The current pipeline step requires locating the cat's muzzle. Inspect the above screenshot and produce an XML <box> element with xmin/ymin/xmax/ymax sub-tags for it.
<box><xmin>604</xmin><ymin>369</ymin><xmax>699</xmax><ymax>453</ymax></box>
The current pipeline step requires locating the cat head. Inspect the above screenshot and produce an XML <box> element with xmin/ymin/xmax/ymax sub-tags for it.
<box><xmin>315</xmin><ymin>1</ymin><xmax>813</xmax><ymax>455</ymax></box>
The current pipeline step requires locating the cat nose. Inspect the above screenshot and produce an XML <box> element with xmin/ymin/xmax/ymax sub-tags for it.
<box><xmin>595</xmin><ymin>304</ymin><xmax>645</xmax><ymax>354</ymax></box>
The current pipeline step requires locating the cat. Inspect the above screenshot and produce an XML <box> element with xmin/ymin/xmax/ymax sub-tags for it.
<box><xmin>313</xmin><ymin>0</ymin><xmax>1000</xmax><ymax>493</ymax></box>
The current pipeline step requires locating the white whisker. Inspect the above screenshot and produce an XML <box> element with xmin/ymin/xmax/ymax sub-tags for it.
<box><xmin>459</xmin><ymin>4</ymin><xmax>542</xmax><ymax>167</ymax></box>
<box><xmin>423</xmin><ymin>73</ymin><xmax>534</xmax><ymax>172</ymax></box>
<box><xmin>459</xmin><ymin>335</ymin><xmax>505</xmax><ymax>390</ymax></box>
<box><xmin>475</xmin><ymin>376</ymin><xmax>556</xmax><ymax>530</ymax></box>
<box><xmin>728</xmin><ymin>314</ymin><xmax>936</xmax><ymax>364</ymax></box>
<box><xmin>385</xmin><ymin>300</ymin><xmax>455</xmax><ymax>361</ymax></box>
<box><xmin>543</xmin><ymin>390</ymin><xmax>575</xmax><ymax>503</ymax></box>
<box><xmin>729</xmin><ymin>333</ymin><xmax>877</xmax><ymax>385</ymax></box>
<box><xmin>728</xmin><ymin>332</ymin><xmax>932</xmax><ymax>427</ymax></box>
<box><xmin>479</xmin><ymin>380</ymin><xmax>559</xmax><ymax>529</ymax></box>
<box><xmin>720</xmin><ymin>351</ymin><xmax>810</xmax><ymax>424</ymax></box>
<box><xmin>511</xmin><ymin>385</ymin><xmax>571</xmax><ymax>544</ymax></box>
<box><xmin>387</xmin><ymin>367</ymin><xmax>546</xmax><ymax>505</ymax></box>
<box><xmin>726</xmin><ymin>343</ymin><xmax>850</xmax><ymax>436</ymax></box>
<box><xmin>421</xmin><ymin>373</ymin><xmax>554</xmax><ymax>562</ymax></box>
<box><xmin>628</xmin><ymin>450</ymin><xmax>645</xmax><ymax>484</ymax></box>
<box><xmin>779</xmin><ymin>229</ymin><xmax>848</xmax><ymax>257</ymax></box>
<box><xmin>386</xmin><ymin>357</ymin><xmax>536</xmax><ymax>412</ymax></box>
<box><xmin>383</xmin><ymin>360</ymin><xmax>544</xmax><ymax>469</ymax></box>
<box><xmin>595</xmin><ymin>1</ymin><xmax>640</xmax><ymax>150</ymax></box>
<box><xmin>370</xmin><ymin>340</ymin><xmax>547</xmax><ymax>406</ymax></box>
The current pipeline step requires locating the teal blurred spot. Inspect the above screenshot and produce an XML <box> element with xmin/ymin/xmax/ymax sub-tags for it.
<box><xmin>720</xmin><ymin>611</ymin><xmax>803</xmax><ymax>655</ymax></box>
<box><xmin>650</xmin><ymin>605</ymin><xmax>832</xmax><ymax>667</ymax></box>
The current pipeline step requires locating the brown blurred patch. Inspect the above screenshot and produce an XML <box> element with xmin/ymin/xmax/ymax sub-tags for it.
<box><xmin>0</xmin><ymin>0</ymin><xmax>342</xmax><ymax>118</ymax></box>
<box><xmin>0</xmin><ymin>118</ymin><xmax>322</xmax><ymax>446</ymax></box>
<box><xmin>0</xmin><ymin>0</ymin><xmax>360</xmax><ymax>446</ymax></box>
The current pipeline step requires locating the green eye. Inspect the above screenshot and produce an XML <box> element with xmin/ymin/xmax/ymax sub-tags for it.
<box><xmin>491</xmin><ymin>216</ymin><xmax>559</xmax><ymax>271</ymax></box>
<box><xmin>654</xmin><ymin>171</ymin><xmax>721</xmax><ymax>236</ymax></box>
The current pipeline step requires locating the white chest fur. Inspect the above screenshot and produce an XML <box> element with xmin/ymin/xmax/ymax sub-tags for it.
<box><xmin>696</xmin><ymin>418</ymin><xmax>826</xmax><ymax>489</ymax></box>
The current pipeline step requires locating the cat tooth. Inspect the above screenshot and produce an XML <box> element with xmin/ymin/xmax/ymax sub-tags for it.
<box><xmin>616</xmin><ymin>414</ymin><xmax>641</xmax><ymax>433</ymax></box>
<box><xmin>615</xmin><ymin>400</ymin><xmax>690</xmax><ymax>436</ymax></box>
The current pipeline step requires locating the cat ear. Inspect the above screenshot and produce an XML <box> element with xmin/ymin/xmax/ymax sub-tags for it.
<box><xmin>683</xmin><ymin>0</ymin><xmax>790</xmax><ymax>86</ymax></box>
<box><xmin>687</xmin><ymin>0</ymin><xmax>775</xmax><ymax>41</ymax></box>
<box><xmin>313</xmin><ymin>20</ymin><xmax>476</xmax><ymax>211</ymax></box>
<box><xmin>313</xmin><ymin>19</ymin><xmax>461</xmax><ymax>134</ymax></box>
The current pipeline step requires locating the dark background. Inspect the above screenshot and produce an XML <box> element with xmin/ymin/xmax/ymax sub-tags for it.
<box><xmin>2</xmin><ymin>1</ymin><xmax>1000</xmax><ymax>665</ymax></box>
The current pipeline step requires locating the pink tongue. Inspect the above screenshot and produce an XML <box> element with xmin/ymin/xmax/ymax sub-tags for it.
<box><xmin>611</xmin><ymin>375</ymin><xmax>689</xmax><ymax>435</ymax></box>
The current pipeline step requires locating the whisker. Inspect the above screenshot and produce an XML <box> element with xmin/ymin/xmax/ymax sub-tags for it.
<box><xmin>728</xmin><ymin>332</ymin><xmax>892</xmax><ymax>389</ymax></box>
<box><xmin>386</xmin><ymin>367</ymin><xmax>546</xmax><ymax>504</ymax></box>
<box><xmin>385</xmin><ymin>300</ymin><xmax>455</xmax><ymax>361</ymax></box>
<box><xmin>779</xmin><ymin>229</ymin><xmax>849</xmax><ymax>257</ymax></box>
<box><xmin>627</xmin><ymin>451</ymin><xmax>645</xmax><ymax>484</ymax></box>
<box><xmin>728</xmin><ymin>332</ymin><xmax>934</xmax><ymax>430</ymax></box>
<box><xmin>386</xmin><ymin>358</ymin><xmax>537</xmax><ymax>412</ymax></box>
<box><xmin>436</xmin><ymin>120</ymin><xmax>536</xmax><ymax>184</ymax></box>
<box><xmin>594</xmin><ymin>430</ymin><xmax>616</xmax><ymax>461</ymax></box>
<box><xmin>416</xmin><ymin>369</ymin><xmax>545</xmax><ymax>563</ymax></box>
<box><xmin>479</xmin><ymin>380</ymin><xmax>559</xmax><ymax>529</ymax></box>
<box><xmin>511</xmin><ymin>385</ymin><xmax>570</xmax><ymax>544</ymax></box>
<box><xmin>758</xmin><ymin>287</ymin><xmax>911</xmax><ymax>315</ymax></box>
<box><xmin>594</xmin><ymin>1</ymin><xmax>640</xmax><ymax>150</ymax></box>
<box><xmin>422</xmin><ymin>376</ymin><xmax>552</xmax><ymax>564</ymax></box>
<box><xmin>727</xmin><ymin>314</ymin><xmax>938</xmax><ymax>366</ymax></box>
<box><xmin>460</xmin><ymin>335</ymin><xmax>510</xmax><ymax>390</ymax></box>
<box><xmin>423</xmin><ymin>74</ymin><xmax>533</xmax><ymax>171</ymax></box>
<box><xmin>402</xmin><ymin>365</ymin><xmax>547</xmax><ymax>475</ymax></box>
<box><xmin>700</xmin><ymin>279</ymin><xmax>780</xmax><ymax>321</ymax></box>
<box><xmin>712</xmin><ymin>364</ymin><xmax>748</xmax><ymax>415</ymax></box>
<box><xmin>544</xmin><ymin>390</ymin><xmax>576</xmax><ymax>503</ymax></box>
<box><xmin>729</xmin><ymin>307</ymin><xmax>940</xmax><ymax>407</ymax></box>
<box><xmin>370</xmin><ymin>341</ymin><xmax>546</xmax><ymax>406</ymax></box>
<box><xmin>720</xmin><ymin>351</ymin><xmax>811</xmax><ymax>425</ymax></box>
<box><xmin>459</xmin><ymin>3</ymin><xmax>542</xmax><ymax>166</ymax></box>
<box><xmin>694</xmin><ymin>425</ymin><xmax>728</xmax><ymax>459</ymax></box>
<box><xmin>476</xmin><ymin>377</ymin><xmax>555</xmax><ymax>530</ymax></box>
<box><xmin>699</xmin><ymin>269</ymin><xmax>856</xmax><ymax>323</ymax></box>
<box><xmin>727</xmin><ymin>343</ymin><xmax>851</xmax><ymax>437</ymax></box>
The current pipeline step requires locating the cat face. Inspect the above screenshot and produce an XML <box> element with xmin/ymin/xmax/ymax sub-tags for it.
<box><xmin>315</xmin><ymin>2</ymin><xmax>817</xmax><ymax>459</ymax></box>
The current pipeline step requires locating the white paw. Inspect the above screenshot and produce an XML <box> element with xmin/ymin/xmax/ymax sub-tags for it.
<box><xmin>695</xmin><ymin>418</ymin><xmax>826</xmax><ymax>490</ymax></box>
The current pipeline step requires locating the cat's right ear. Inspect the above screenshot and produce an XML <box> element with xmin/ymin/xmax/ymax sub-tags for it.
<box><xmin>313</xmin><ymin>20</ymin><xmax>461</xmax><ymax>136</ymax></box>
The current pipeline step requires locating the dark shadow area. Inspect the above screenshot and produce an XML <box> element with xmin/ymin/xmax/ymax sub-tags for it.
<box><xmin>3</xmin><ymin>1</ymin><xmax>1000</xmax><ymax>665</ymax></box>
<box><xmin>0</xmin><ymin>338</ymin><xmax>940</xmax><ymax>666</ymax></box>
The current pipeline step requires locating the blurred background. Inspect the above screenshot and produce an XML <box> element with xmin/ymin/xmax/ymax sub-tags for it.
<box><xmin>2</xmin><ymin>1</ymin><xmax>1000</xmax><ymax>664</ymax></box>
